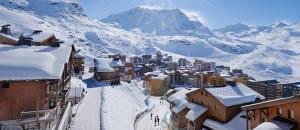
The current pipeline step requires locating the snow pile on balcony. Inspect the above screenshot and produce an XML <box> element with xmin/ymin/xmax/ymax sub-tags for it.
<box><xmin>94</xmin><ymin>58</ymin><xmax>123</xmax><ymax>73</ymax></box>
<box><xmin>205</xmin><ymin>83</ymin><xmax>265</xmax><ymax>107</ymax></box>
<box><xmin>69</xmin><ymin>77</ymin><xmax>87</xmax><ymax>98</ymax></box>
<box><xmin>185</xmin><ymin>102</ymin><xmax>208</xmax><ymax>121</ymax></box>
<box><xmin>0</xmin><ymin>44</ymin><xmax>72</xmax><ymax>81</ymax></box>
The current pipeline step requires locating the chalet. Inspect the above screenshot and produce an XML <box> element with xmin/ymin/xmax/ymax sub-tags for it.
<box><xmin>0</xmin><ymin>44</ymin><xmax>73</xmax><ymax>129</ymax></box>
<box><xmin>94</xmin><ymin>58</ymin><xmax>122</xmax><ymax>85</ymax></box>
<box><xmin>166</xmin><ymin>88</ymin><xmax>198</xmax><ymax>130</ymax></box>
<box><xmin>142</xmin><ymin>54</ymin><xmax>152</xmax><ymax>63</ymax></box>
<box><xmin>130</xmin><ymin>56</ymin><xmax>143</xmax><ymax>63</ymax></box>
<box><xmin>178</xmin><ymin>58</ymin><xmax>188</xmax><ymax>66</ymax></box>
<box><xmin>18</xmin><ymin>30</ymin><xmax>58</xmax><ymax>47</ymax></box>
<box><xmin>166</xmin><ymin>62</ymin><xmax>178</xmax><ymax>71</ymax></box>
<box><xmin>156</xmin><ymin>51</ymin><xmax>163</xmax><ymax>61</ymax></box>
<box><xmin>185</xmin><ymin>83</ymin><xmax>264</xmax><ymax>130</ymax></box>
<box><xmin>242</xmin><ymin>96</ymin><xmax>300</xmax><ymax>130</ymax></box>
<box><xmin>124</xmin><ymin>62</ymin><xmax>135</xmax><ymax>81</ymax></box>
<box><xmin>73</xmin><ymin>53</ymin><xmax>85</xmax><ymax>75</ymax></box>
<box><xmin>0</xmin><ymin>25</ymin><xmax>18</xmax><ymax>45</ymax></box>
<box><xmin>108</xmin><ymin>54</ymin><xmax>126</xmax><ymax>63</ymax></box>
<box><xmin>166</xmin><ymin>83</ymin><xmax>264</xmax><ymax>130</ymax></box>
<box><xmin>144</xmin><ymin>71</ymin><xmax>170</xmax><ymax>96</ymax></box>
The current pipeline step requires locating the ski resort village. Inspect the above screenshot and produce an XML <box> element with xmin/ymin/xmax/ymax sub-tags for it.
<box><xmin>1</xmin><ymin>0</ymin><xmax>300</xmax><ymax>130</ymax></box>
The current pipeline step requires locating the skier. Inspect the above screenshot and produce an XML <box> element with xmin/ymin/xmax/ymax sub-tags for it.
<box><xmin>157</xmin><ymin>116</ymin><xmax>160</xmax><ymax>126</ymax></box>
<box><xmin>150</xmin><ymin>113</ymin><xmax>153</xmax><ymax>120</ymax></box>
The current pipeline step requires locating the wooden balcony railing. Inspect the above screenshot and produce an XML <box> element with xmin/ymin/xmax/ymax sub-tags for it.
<box><xmin>19</xmin><ymin>103</ymin><xmax>60</xmax><ymax>123</ymax></box>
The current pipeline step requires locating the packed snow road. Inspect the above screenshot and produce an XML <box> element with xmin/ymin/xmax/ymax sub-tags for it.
<box><xmin>136</xmin><ymin>97</ymin><xmax>169</xmax><ymax>130</ymax></box>
<box><xmin>72</xmin><ymin>87</ymin><xmax>102</xmax><ymax>130</ymax></box>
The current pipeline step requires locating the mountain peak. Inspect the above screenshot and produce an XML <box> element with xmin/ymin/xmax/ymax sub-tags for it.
<box><xmin>271</xmin><ymin>20</ymin><xmax>288</xmax><ymax>28</ymax></box>
<box><xmin>102</xmin><ymin>7</ymin><xmax>213</xmax><ymax>38</ymax></box>
<box><xmin>215</xmin><ymin>23</ymin><xmax>250</xmax><ymax>33</ymax></box>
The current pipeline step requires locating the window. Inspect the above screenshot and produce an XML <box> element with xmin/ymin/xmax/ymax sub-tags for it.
<box><xmin>288</xmin><ymin>110</ymin><xmax>295</xmax><ymax>119</ymax></box>
<box><xmin>215</xmin><ymin>105</ymin><xmax>218</xmax><ymax>111</ymax></box>
<box><xmin>0</xmin><ymin>82</ymin><xmax>9</xmax><ymax>88</ymax></box>
<box><xmin>277</xmin><ymin>108</ymin><xmax>282</xmax><ymax>115</ymax></box>
<box><xmin>206</xmin><ymin>92</ymin><xmax>209</xmax><ymax>97</ymax></box>
<box><xmin>208</xmin><ymin>102</ymin><xmax>210</xmax><ymax>108</ymax></box>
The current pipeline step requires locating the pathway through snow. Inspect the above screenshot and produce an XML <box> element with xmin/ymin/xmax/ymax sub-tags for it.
<box><xmin>136</xmin><ymin>97</ymin><xmax>169</xmax><ymax>130</ymax></box>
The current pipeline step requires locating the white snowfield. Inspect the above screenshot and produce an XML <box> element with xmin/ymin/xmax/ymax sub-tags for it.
<box><xmin>0</xmin><ymin>44</ymin><xmax>72</xmax><ymax>80</ymax></box>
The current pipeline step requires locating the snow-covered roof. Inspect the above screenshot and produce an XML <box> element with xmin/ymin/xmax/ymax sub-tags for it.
<box><xmin>254</xmin><ymin>116</ymin><xmax>296</xmax><ymax>130</ymax></box>
<box><xmin>203</xmin><ymin>112</ymin><xmax>247</xmax><ymax>130</ymax></box>
<box><xmin>167</xmin><ymin>88</ymin><xmax>198</xmax><ymax>113</ymax></box>
<box><xmin>254</xmin><ymin>122</ymin><xmax>283</xmax><ymax>130</ymax></box>
<box><xmin>0</xmin><ymin>44</ymin><xmax>72</xmax><ymax>81</ymax></box>
<box><xmin>205</xmin><ymin>83</ymin><xmax>265</xmax><ymax>107</ymax></box>
<box><xmin>185</xmin><ymin>102</ymin><xmax>208</xmax><ymax>121</ymax></box>
<box><xmin>0</xmin><ymin>33</ymin><xmax>18</xmax><ymax>41</ymax></box>
<box><xmin>95</xmin><ymin>58</ymin><xmax>114</xmax><ymax>72</ymax></box>
<box><xmin>25</xmin><ymin>32</ymin><xmax>55</xmax><ymax>43</ymax></box>
<box><xmin>69</xmin><ymin>78</ymin><xmax>87</xmax><ymax>98</ymax></box>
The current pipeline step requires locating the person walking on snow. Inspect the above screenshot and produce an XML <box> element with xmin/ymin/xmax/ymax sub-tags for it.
<box><xmin>154</xmin><ymin>116</ymin><xmax>157</xmax><ymax>126</ymax></box>
<box><xmin>157</xmin><ymin>117</ymin><xmax>160</xmax><ymax>126</ymax></box>
<box><xmin>150</xmin><ymin>113</ymin><xmax>153</xmax><ymax>120</ymax></box>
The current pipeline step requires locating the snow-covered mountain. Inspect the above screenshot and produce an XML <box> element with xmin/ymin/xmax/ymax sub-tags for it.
<box><xmin>0</xmin><ymin>0</ymin><xmax>300</xmax><ymax>82</ymax></box>
<box><xmin>102</xmin><ymin>7</ymin><xmax>214</xmax><ymax>38</ymax></box>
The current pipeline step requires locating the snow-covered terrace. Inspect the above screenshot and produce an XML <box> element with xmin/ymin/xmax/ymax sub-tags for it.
<box><xmin>0</xmin><ymin>44</ymin><xmax>72</xmax><ymax>81</ymax></box>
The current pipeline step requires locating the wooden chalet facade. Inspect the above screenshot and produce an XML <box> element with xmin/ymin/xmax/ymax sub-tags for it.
<box><xmin>167</xmin><ymin>83</ymin><xmax>265</xmax><ymax>130</ymax></box>
<box><xmin>242</xmin><ymin>96</ymin><xmax>300</xmax><ymax>130</ymax></box>
<box><xmin>0</xmin><ymin>44</ymin><xmax>74</xmax><ymax>129</ymax></box>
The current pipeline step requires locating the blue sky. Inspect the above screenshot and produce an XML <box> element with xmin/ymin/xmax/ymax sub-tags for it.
<box><xmin>80</xmin><ymin>0</ymin><xmax>300</xmax><ymax>29</ymax></box>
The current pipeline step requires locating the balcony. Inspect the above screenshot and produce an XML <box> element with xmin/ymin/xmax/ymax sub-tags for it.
<box><xmin>19</xmin><ymin>104</ymin><xmax>59</xmax><ymax>123</ymax></box>
<box><xmin>171</xmin><ymin>116</ymin><xmax>179</xmax><ymax>128</ymax></box>
<box><xmin>59</xmin><ymin>89</ymin><xmax>69</xmax><ymax>105</ymax></box>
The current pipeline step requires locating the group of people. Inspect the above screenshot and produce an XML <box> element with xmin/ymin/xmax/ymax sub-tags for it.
<box><xmin>150</xmin><ymin>113</ymin><xmax>160</xmax><ymax>126</ymax></box>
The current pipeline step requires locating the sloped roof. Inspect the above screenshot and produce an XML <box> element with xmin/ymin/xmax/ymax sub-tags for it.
<box><xmin>167</xmin><ymin>88</ymin><xmax>198</xmax><ymax>113</ymax></box>
<box><xmin>0</xmin><ymin>44</ymin><xmax>72</xmax><ymax>81</ymax></box>
<box><xmin>205</xmin><ymin>83</ymin><xmax>265</xmax><ymax>107</ymax></box>
<box><xmin>25</xmin><ymin>32</ymin><xmax>55</xmax><ymax>43</ymax></box>
<box><xmin>185</xmin><ymin>102</ymin><xmax>208</xmax><ymax>121</ymax></box>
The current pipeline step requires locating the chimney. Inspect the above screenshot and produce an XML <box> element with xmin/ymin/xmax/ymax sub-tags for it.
<box><xmin>17</xmin><ymin>34</ymin><xmax>34</xmax><ymax>46</ymax></box>
<box><xmin>227</xmin><ymin>81</ymin><xmax>237</xmax><ymax>87</ymax></box>
<box><xmin>1</xmin><ymin>24</ymin><xmax>12</xmax><ymax>35</ymax></box>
